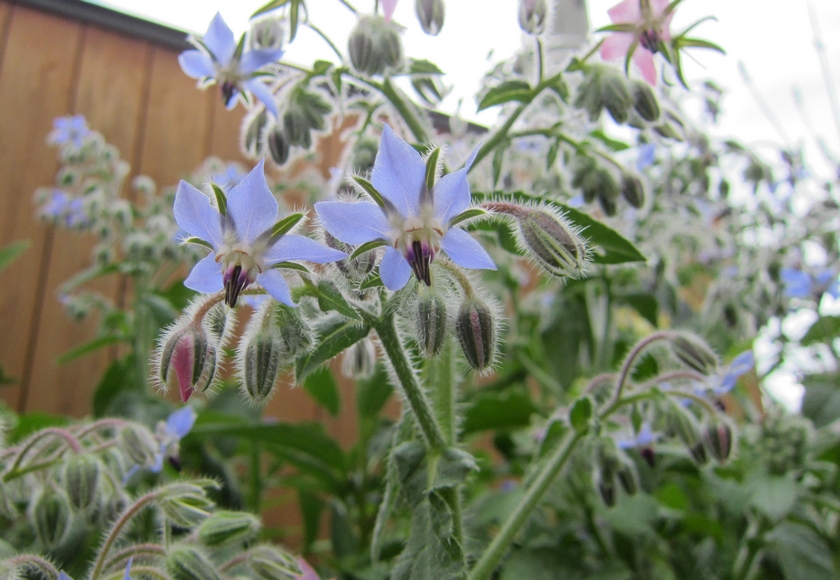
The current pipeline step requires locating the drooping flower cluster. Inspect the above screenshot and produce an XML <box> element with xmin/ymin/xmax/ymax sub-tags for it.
<box><xmin>174</xmin><ymin>160</ymin><xmax>345</xmax><ymax>307</ymax></box>
<box><xmin>179</xmin><ymin>13</ymin><xmax>284</xmax><ymax>117</ymax></box>
<box><xmin>315</xmin><ymin>124</ymin><xmax>495</xmax><ymax>291</ymax></box>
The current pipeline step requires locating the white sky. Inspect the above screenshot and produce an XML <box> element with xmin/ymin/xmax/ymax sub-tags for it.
<box><xmin>86</xmin><ymin>0</ymin><xmax>840</xmax><ymax>410</ymax></box>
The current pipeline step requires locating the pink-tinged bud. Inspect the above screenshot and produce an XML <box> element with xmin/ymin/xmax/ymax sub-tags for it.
<box><xmin>704</xmin><ymin>419</ymin><xmax>734</xmax><ymax>463</ymax></box>
<box><xmin>158</xmin><ymin>325</ymin><xmax>218</xmax><ymax>402</ymax></box>
<box><xmin>455</xmin><ymin>299</ymin><xmax>496</xmax><ymax>372</ymax></box>
<box><xmin>415</xmin><ymin>0</ymin><xmax>445</xmax><ymax>35</ymax></box>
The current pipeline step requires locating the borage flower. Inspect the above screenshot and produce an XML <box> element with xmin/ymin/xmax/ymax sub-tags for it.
<box><xmin>781</xmin><ymin>267</ymin><xmax>840</xmax><ymax>300</ymax></box>
<box><xmin>152</xmin><ymin>406</ymin><xmax>197</xmax><ymax>472</ymax></box>
<box><xmin>713</xmin><ymin>350</ymin><xmax>754</xmax><ymax>395</ymax></box>
<box><xmin>49</xmin><ymin>115</ymin><xmax>90</xmax><ymax>147</ymax></box>
<box><xmin>315</xmin><ymin>124</ymin><xmax>495</xmax><ymax>291</ymax></box>
<box><xmin>175</xmin><ymin>160</ymin><xmax>345</xmax><ymax>307</ymax></box>
<box><xmin>615</xmin><ymin>423</ymin><xmax>658</xmax><ymax>467</ymax></box>
<box><xmin>600</xmin><ymin>0</ymin><xmax>674</xmax><ymax>85</ymax></box>
<box><xmin>179</xmin><ymin>13</ymin><xmax>284</xmax><ymax>117</ymax></box>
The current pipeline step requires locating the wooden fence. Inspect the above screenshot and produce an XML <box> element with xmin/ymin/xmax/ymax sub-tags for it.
<box><xmin>0</xmin><ymin>0</ymin><xmax>365</xmax><ymax>448</ymax></box>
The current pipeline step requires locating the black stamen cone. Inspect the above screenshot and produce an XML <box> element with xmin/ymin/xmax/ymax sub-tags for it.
<box><xmin>225</xmin><ymin>265</ymin><xmax>247</xmax><ymax>307</ymax></box>
<box><xmin>409</xmin><ymin>240</ymin><xmax>432</xmax><ymax>286</ymax></box>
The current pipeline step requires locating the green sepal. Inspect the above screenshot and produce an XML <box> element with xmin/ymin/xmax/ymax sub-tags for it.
<box><xmin>349</xmin><ymin>239</ymin><xmax>387</xmax><ymax>261</ymax></box>
<box><xmin>269</xmin><ymin>212</ymin><xmax>305</xmax><ymax>239</ymax></box>
<box><xmin>360</xmin><ymin>273</ymin><xmax>384</xmax><ymax>290</ymax></box>
<box><xmin>210</xmin><ymin>183</ymin><xmax>228</xmax><ymax>217</ymax></box>
<box><xmin>425</xmin><ymin>147</ymin><xmax>441</xmax><ymax>192</ymax></box>
<box><xmin>595</xmin><ymin>23</ymin><xmax>637</xmax><ymax>33</ymax></box>
<box><xmin>233</xmin><ymin>33</ymin><xmax>246</xmax><ymax>61</ymax></box>
<box><xmin>352</xmin><ymin>175</ymin><xmax>386</xmax><ymax>207</ymax></box>
<box><xmin>271</xmin><ymin>261</ymin><xmax>311</xmax><ymax>274</ymax></box>
<box><xmin>448</xmin><ymin>207</ymin><xmax>487</xmax><ymax>228</ymax></box>
<box><xmin>181</xmin><ymin>236</ymin><xmax>214</xmax><ymax>250</ymax></box>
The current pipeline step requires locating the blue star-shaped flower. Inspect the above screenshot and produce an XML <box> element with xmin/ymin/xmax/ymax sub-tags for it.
<box><xmin>174</xmin><ymin>160</ymin><xmax>345</xmax><ymax>306</ymax></box>
<box><xmin>314</xmin><ymin>124</ymin><xmax>496</xmax><ymax>291</ymax></box>
<box><xmin>50</xmin><ymin>115</ymin><xmax>90</xmax><ymax>147</ymax></box>
<box><xmin>179</xmin><ymin>13</ymin><xmax>284</xmax><ymax>117</ymax></box>
<box><xmin>615</xmin><ymin>423</ymin><xmax>658</xmax><ymax>450</ymax></box>
<box><xmin>714</xmin><ymin>350</ymin><xmax>754</xmax><ymax>395</ymax></box>
<box><xmin>781</xmin><ymin>267</ymin><xmax>840</xmax><ymax>300</ymax></box>
<box><xmin>152</xmin><ymin>406</ymin><xmax>197</xmax><ymax>472</ymax></box>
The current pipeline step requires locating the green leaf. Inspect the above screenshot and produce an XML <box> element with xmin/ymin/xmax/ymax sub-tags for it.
<box><xmin>492</xmin><ymin>143</ymin><xmax>506</xmax><ymax>187</ymax></box>
<box><xmin>298</xmin><ymin>489</ymin><xmax>324</xmax><ymax>550</ymax></box>
<box><xmin>269</xmin><ymin>212</ymin><xmax>305</xmax><ymax>239</ymax></box>
<box><xmin>391</xmin><ymin>493</ymin><xmax>464</xmax><ymax>580</ymax></box>
<box><xmin>316</xmin><ymin>279</ymin><xmax>361</xmax><ymax>320</ymax></box>
<box><xmin>0</xmin><ymin>240</ymin><xmax>29</xmax><ymax>273</ymax></box>
<box><xmin>801</xmin><ymin>374</ymin><xmax>840</xmax><ymax>428</ymax></box>
<box><xmin>462</xmin><ymin>390</ymin><xmax>537</xmax><ymax>434</ymax></box>
<box><xmin>478</xmin><ymin>80</ymin><xmax>534</xmax><ymax>112</ymax></box>
<box><xmin>303</xmin><ymin>366</ymin><xmax>341</xmax><ymax>416</ymax></box>
<box><xmin>408</xmin><ymin>58</ymin><xmax>445</xmax><ymax>75</ymax></box>
<box><xmin>351</xmin><ymin>175</ymin><xmax>386</xmax><ymax>207</ymax></box>
<box><xmin>349</xmin><ymin>239</ymin><xmax>386</xmax><ymax>261</ymax></box>
<box><xmin>765</xmin><ymin>522</ymin><xmax>838</xmax><ymax>580</ymax></box>
<box><xmin>210</xmin><ymin>183</ymin><xmax>227</xmax><ymax>216</ymax></box>
<box><xmin>621</xmin><ymin>293</ymin><xmax>659</xmax><ymax>326</ymax></box>
<box><xmin>9</xmin><ymin>412</ymin><xmax>69</xmax><ymax>443</ymax></box>
<box><xmin>601</xmin><ymin>494</ymin><xmax>659</xmax><ymax>537</ymax></box>
<box><xmin>590</xmin><ymin>129</ymin><xmax>631</xmax><ymax>151</ymax></box>
<box><xmin>356</xmin><ymin>364</ymin><xmax>393</xmax><ymax>419</ymax></box>
<box><xmin>569</xmin><ymin>397</ymin><xmax>592</xmax><ymax>433</ymax></box>
<box><xmin>748</xmin><ymin>475</ymin><xmax>798</xmax><ymax>521</ymax></box>
<box><xmin>57</xmin><ymin>334</ymin><xmax>123</xmax><ymax>364</ymax></box>
<box><xmin>434</xmin><ymin>447</ymin><xmax>477</xmax><ymax>489</ymax></box>
<box><xmin>295</xmin><ymin>315</ymin><xmax>371</xmax><ymax>381</ymax></box>
<box><xmin>449</xmin><ymin>207</ymin><xmax>488</xmax><ymax>228</ymax></box>
<box><xmin>92</xmin><ymin>355</ymin><xmax>143</xmax><ymax>418</ymax></box>
<box><xmin>801</xmin><ymin>316</ymin><xmax>840</xmax><ymax>345</ymax></box>
<box><xmin>472</xmin><ymin>191</ymin><xmax>646</xmax><ymax>264</ymax></box>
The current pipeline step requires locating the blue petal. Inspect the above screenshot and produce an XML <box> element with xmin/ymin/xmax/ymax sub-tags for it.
<box><xmin>379</xmin><ymin>246</ymin><xmax>412</xmax><ymax>291</ymax></box>
<box><xmin>371</xmin><ymin>124</ymin><xmax>425</xmax><ymax>217</ymax></box>
<box><xmin>265</xmin><ymin>234</ymin><xmax>346</xmax><ymax>264</ymax></box>
<box><xmin>124</xmin><ymin>557</ymin><xmax>133</xmax><ymax>580</ymax></box>
<box><xmin>166</xmin><ymin>406</ymin><xmax>197</xmax><ymax>439</ymax></box>
<box><xmin>243</xmin><ymin>78</ymin><xmax>278</xmax><ymax>118</ymax></box>
<box><xmin>257</xmin><ymin>269</ymin><xmax>294</xmax><ymax>306</ymax></box>
<box><xmin>433</xmin><ymin>167</ymin><xmax>471</xmax><ymax>225</ymax></box>
<box><xmin>174</xmin><ymin>181</ymin><xmax>224</xmax><ymax>249</ymax></box>
<box><xmin>636</xmin><ymin>423</ymin><xmax>656</xmax><ymax>445</ymax></box>
<box><xmin>58</xmin><ymin>573</ymin><xmax>73</xmax><ymax>580</ymax></box>
<box><xmin>314</xmin><ymin>201</ymin><xmax>391</xmax><ymax>245</ymax></box>
<box><xmin>240</xmin><ymin>48</ymin><xmax>284</xmax><ymax>74</ymax></box>
<box><xmin>780</xmin><ymin>268</ymin><xmax>811</xmax><ymax>298</ymax></box>
<box><xmin>185</xmin><ymin>253</ymin><xmax>224</xmax><ymax>293</ymax></box>
<box><xmin>728</xmin><ymin>350</ymin><xmax>754</xmax><ymax>378</ymax></box>
<box><xmin>204</xmin><ymin>12</ymin><xmax>236</xmax><ymax>65</ymax></box>
<box><xmin>178</xmin><ymin>50</ymin><xmax>215</xmax><ymax>79</ymax></box>
<box><xmin>440</xmin><ymin>228</ymin><xmax>496</xmax><ymax>270</ymax></box>
<box><xmin>227</xmin><ymin>160</ymin><xmax>278</xmax><ymax>244</ymax></box>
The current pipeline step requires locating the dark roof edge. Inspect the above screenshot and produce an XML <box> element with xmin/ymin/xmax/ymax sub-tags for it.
<box><xmin>10</xmin><ymin>0</ymin><xmax>191</xmax><ymax>51</ymax></box>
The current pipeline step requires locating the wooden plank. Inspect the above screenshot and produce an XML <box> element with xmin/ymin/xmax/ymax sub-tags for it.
<box><xmin>206</xmin><ymin>90</ymin><xmax>248</xmax><ymax>163</ymax></box>
<box><xmin>26</xmin><ymin>26</ymin><xmax>153</xmax><ymax>417</ymax></box>
<box><xmin>0</xmin><ymin>6</ymin><xmax>83</xmax><ymax>413</ymax></box>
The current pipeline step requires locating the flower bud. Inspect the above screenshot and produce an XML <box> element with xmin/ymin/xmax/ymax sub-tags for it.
<box><xmin>250</xmin><ymin>17</ymin><xmax>285</xmax><ymax>51</ymax></box>
<box><xmin>64</xmin><ymin>454</ymin><xmax>100</xmax><ymax>512</ymax></box>
<box><xmin>119</xmin><ymin>424</ymin><xmax>159</xmax><ymax>468</ymax></box>
<box><xmin>456</xmin><ymin>299</ymin><xmax>496</xmax><ymax>372</ymax></box>
<box><xmin>416</xmin><ymin>291</ymin><xmax>447</xmax><ymax>357</ymax></box>
<box><xmin>198</xmin><ymin>510</ymin><xmax>261</xmax><ymax>546</ymax></box>
<box><xmin>243</xmin><ymin>110</ymin><xmax>269</xmax><ymax>158</ymax></box>
<box><xmin>30</xmin><ymin>486</ymin><xmax>71</xmax><ymax>547</ymax></box>
<box><xmin>602</xmin><ymin>73</ymin><xmax>633</xmax><ymax>125</ymax></box>
<box><xmin>157</xmin><ymin>323</ymin><xmax>218</xmax><ymax>402</ymax></box>
<box><xmin>616</xmin><ymin>460</ymin><xmax>638</xmax><ymax>495</ymax></box>
<box><xmin>597</xmin><ymin>477</ymin><xmax>616</xmax><ymax>507</ymax></box>
<box><xmin>349</xmin><ymin>17</ymin><xmax>382</xmax><ymax>76</ymax></box>
<box><xmin>325</xmin><ymin>231</ymin><xmax>376</xmax><ymax>281</ymax></box>
<box><xmin>415</xmin><ymin>0</ymin><xmax>445</xmax><ymax>35</ymax></box>
<box><xmin>249</xmin><ymin>545</ymin><xmax>302</xmax><ymax>580</ymax></box>
<box><xmin>240</xmin><ymin>330</ymin><xmax>284</xmax><ymax>404</ymax></box>
<box><xmin>671</xmin><ymin>333</ymin><xmax>718</xmax><ymax>375</ymax></box>
<box><xmin>166</xmin><ymin>546</ymin><xmax>221</xmax><ymax>580</ymax></box>
<box><xmin>267</xmin><ymin>127</ymin><xmax>290</xmax><ymax>166</ymax></box>
<box><xmin>518</xmin><ymin>0</ymin><xmax>546</xmax><ymax>35</ymax></box>
<box><xmin>704</xmin><ymin>418</ymin><xmax>733</xmax><ymax>463</ymax></box>
<box><xmin>598</xmin><ymin>191</ymin><xmax>617</xmax><ymax>217</ymax></box>
<box><xmin>620</xmin><ymin>172</ymin><xmax>645</xmax><ymax>208</ymax></box>
<box><xmin>341</xmin><ymin>338</ymin><xmax>377</xmax><ymax>380</ymax></box>
<box><xmin>204</xmin><ymin>302</ymin><xmax>236</xmax><ymax>348</ymax></box>
<box><xmin>380</xmin><ymin>21</ymin><xmax>404</xmax><ymax>70</ymax></box>
<box><xmin>158</xmin><ymin>483</ymin><xmax>214</xmax><ymax>528</ymax></box>
<box><xmin>275</xmin><ymin>305</ymin><xmax>313</xmax><ymax>358</ymax></box>
<box><xmin>666</xmin><ymin>404</ymin><xmax>707</xmax><ymax>465</ymax></box>
<box><xmin>632</xmin><ymin>80</ymin><xmax>660</xmax><ymax>122</ymax></box>
<box><xmin>283</xmin><ymin>108</ymin><xmax>312</xmax><ymax>149</ymax></box>
<box><xmin>516</xmin><ymin>207</ymin><xmax>588</xmax><ymax>278</ymax></box>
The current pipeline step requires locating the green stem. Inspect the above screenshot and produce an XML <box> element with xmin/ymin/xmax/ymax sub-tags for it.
<box><xmin>5</xmin><ymin>428</ymin><xmax>82</xmax><ymax>479</ymax></box>
<box><xmin>380</xmin><ymin>77</ymin><xmax>430</xmax><ymax>143</ymax></box>
<box><xmin>371</xmin><ymin>315</ymin><xmax>446</xmax><ymax>451</ymax></box>
<box><xmin>469</xmin><ymin>104</ymin><xmax>527</xmax><ymax>173</ymax></box>
<box><xmin>7</xmin><ymin>555</ymin><xmax>59</xmax><ymax>578</ymax></box>
<box><xmin>535</xmin><ymin>37</ymin><xmax>544</xmax><ymax>85</ymax></box>
<box><xmin>306</xmin><ymin>22</ymin><xmax>343</xmax><ymax>62</ymax></box>
<box><xmin>337</xmin><ymin>0</ymin><xmax>357</xmax><ymax>14</ymax></box>
<box><xmin>90</xmin><ymin>491</ymin><xmax>158</xmax><ymax>580</ymax></box>
<box><xmin>467</xmin><ymin>430</ymin><xmax>584</xmax><ymax>580</ymax></box>
<box><xmin>609</xmin><ymin>331</ymin><xmax>674</xmax><ymax>407</ymax></box>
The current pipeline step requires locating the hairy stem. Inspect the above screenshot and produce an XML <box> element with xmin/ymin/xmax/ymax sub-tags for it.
<box><xmin>610</xmin><ymin>331</ymin><xmax>674</xmax><ymax>406</ymax></box>
<box><xmin>5</xmin><ymin>428</ymin><xmax>82</xmax><ymax>479</ymax></box>
<box><xmin>90</xmin><ymin>491</ymin><xmax>158</xmax><ymax>580</ymax></box>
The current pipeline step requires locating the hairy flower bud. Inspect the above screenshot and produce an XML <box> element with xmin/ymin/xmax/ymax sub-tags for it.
<box><xmin>64</xmin><ymin>454</ymin><xmax>100</xmax><ymax>512</ymax></box>
<box><xmin>275</xmin><ymin>304</ymin><xmax>313</xmax><ymax>358</ymax></box>
<box><xmin>325</xmin><ymin>231</ymin><xmax>376</xmax><ymax>281</ymax></box>
<box><xmin>250</xmin><ymin>17</ymin><xmax>285</xmax><ymax>51</ymax></box>
<box><xmin>243</xmin><ymin>110</ymin><xmax>269</xmax><ymax>158</ymax></box>
<box><xmin>30</xmin><ymin>486</ymin><xmax>71</xmax><ymax>547</ymax></box>
<box><xmin>598</xmin><ymin>190</ymin><xmax>617</xmax><ymax>217</ymax></box>
<box><xmin>671</xmin><ymin>333</ymin><xmax>718</xmax><ymax>375</ymax></box>
<box><xmin>267</xmin><ymin>127</ymin><xmax>290</xmax><ymax>166</ymax></box>
<box><xmin>704</xmin><ymin>418</ymin><xmax>734</xmax><ymax>463</ymax></box>
<box><xmin>620</xmin><ymin>172</ymin><xmax>645</xmax><ymax>208</ymax></box>
<box><xmin>341</xmin><ymin>338</ymin><xmax>377</xmax><ymax>380</ymax></box>
<box><xmin>240</xmin><ymin>329</ymin><xmax>284</xmax><ymax>404</ymax></box>
<box><xmin>119</xmin><ymin>424</ymin><xmax>159</xmax><ymax>468</ymax></box>
<box><xmin>667</xmin><ymin>404</ymin><xmax>707</xmax><ymax>465</ymax></box>
<box><xmin>632</xmin><ymin>80</ymin><xmax>660</xmax><ymax>122</ymax></box>
<box><xmin>616</xmin><ymin>460</ymin><xmax>638</xmax><ymax>496</ymax></box>
<box><xmin>349</xmin><ymin>16</ymin><xmax>403</xmax><ymax>75</ymax></box>
<box><xmin>198</xmin><ymin>510</ymin><xmax>261</xmax><ymax>546</ymax></box>
<box><xmin>249</xmin><ymin>545</ymin><xmax>302</xmax><ymax>580</ymax></box>
<box><xmin>603</xmin><ymin>73</ymin><xmax>633</xmax><ymax>125</ymax></box>
<box><xmin>597</xmin><ymin>477</ymin><xmax>616</xmax><ymax>507</ymax></box>
<box><xmin>516</xmin><ymin>207</ymin><xmax>588</xmax><ymax>278</ymax></box>
<box><xmin>167</xmin><ymin>546</ymin><xmax>221</xmax><ymax>580</ymax></box>
<box><xmin>158</xmin><ymin>484</ymin><xmax>214</xmax><ymax>528</ymax></box>
<box><xmin>415</xmin><ymin>0</ymin><xmax>445</xmax><ymax>35</ymax></box>
<box><xmin>456</xmin><ymin>299</ymin><xmax>496</xmax><ymax>372</ymax></box>
<box><xmin>157</xmin><ymin>324</ymin><xmax>218</xmax><ymax>402</ymax></box>
<box><xmin>416</xmin><ymin>291</ymin><xmax>447</xmax><ymax>357</ymax></box>
<box><xmin>518</xmin><ymin>0</ymin><xmax>547</xmax><ymax>34</ymax></box>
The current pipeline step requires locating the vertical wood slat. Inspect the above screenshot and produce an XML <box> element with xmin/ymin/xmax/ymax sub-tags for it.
<box><xmin>26</xmin><ymin>25</ymin><xmax>153</xmax><ymax>417</ymax></box>
<box><xmin>0</xmin><ymin>5</ymin><xmax>82</xmax><ymax>413</ymax></box>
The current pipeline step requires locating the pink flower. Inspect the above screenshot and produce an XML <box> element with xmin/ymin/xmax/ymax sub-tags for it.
<box><xmin>382</xmin><ymin>0</ymin><xmax>398</xmax><ymax>22</ymax></box>
<box><xmin>600</xmin><ymin>0</ymin><xmax>673</xmax><ymax>85</ymax></box>
<box><xmin>296</xmin><ymin>558</ymin><xmax>321</xmax><ymax>580</ymax></box>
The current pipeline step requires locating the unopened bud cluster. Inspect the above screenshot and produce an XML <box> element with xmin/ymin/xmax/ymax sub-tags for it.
<box><xmin>349</xmin><ymin>15</ymin><xmax>404</xmax><ymax>76</ymax></box>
